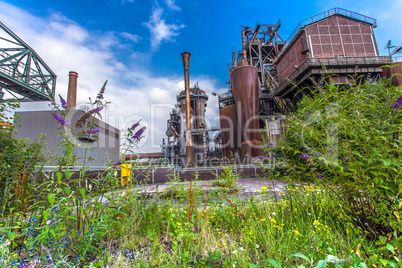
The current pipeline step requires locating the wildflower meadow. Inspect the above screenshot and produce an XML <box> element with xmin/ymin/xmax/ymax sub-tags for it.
<box><xmin>0</xmin><ymin>77</ymin><xmax>401</xmax><ymax>267</ymax></box>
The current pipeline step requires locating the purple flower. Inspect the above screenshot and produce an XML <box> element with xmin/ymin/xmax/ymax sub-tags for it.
<box><xmin>85</xmin><ymin>128</ymin><xmax>100</xmax><ymax>134</ymax></box>
<box><xmin>299</xmin><ymin>154</ymin><xmax>310</xmax><ymax>159</ymax></box>
<box><xmin>153</xmin><ymin>159</ymin><xmax>158</xmax><ymax>163</ymax></box>
<box><xmin>130</xmin><ymin>122</ymin><xmax>140</xmax><ymax>131</ymax></box>
<box><xmin>30</xmin><ymin>175</ymin><xmax>36</xmax><ymax>183</ymax></box>
<box><xmin>132</xmin><ymin>126</ymin><xmax>146</xmax><ymax>140</ymax></box>
<box><xmin>344</xmin><ymin>166</ymin><xmax>349</xmax><ymax>170</ymax></box>
<box><xmin>88</xmin><ymin>156</ymin><xmax>94</xmax><ymax>162</ymax></box>
<box><xmin>59</xmin><ymin>94</ymin><xmax>67</xmax><ymax>109</ymax></box>
<box><xmin>392</xmin><ymin>103</ymin><xmax>401</xmax><ymax>109</ymax></box>
<box><xmin>111</xmin><ymin>161</ymin><xmax>122</xmax><ymax>167</ymax></box>
<box><xmin>343</xmin><ymin>157</ymin><xmax>349</xmax><ymax>160</ymax></box>
<box><xmin>50</xmin><ymin>113</ymin><xmax>70</xmax><ymax>126</ymax></box>
<box><xmin>392</xmin><ymin>95</ymin><xmax>402</xmax><ymax>109</ymax></box>
<box><xmin>318</xmin><ymin>176</ymin><xmax>324</xmax><ymax>179</ymax></box>
<box><xmin>92</xmin><ymin>106</ymin><xmax>104</xmax><ymax>113</ymax></box>
<box><xmin>255</xmin><ymin>156</ymin><xmax>267</xmax><ymax>160</ymax></box>
<box><xmin>268</xmin><ymin>143</ymin><xmax>276</xmax><ymax>146</ymax></box>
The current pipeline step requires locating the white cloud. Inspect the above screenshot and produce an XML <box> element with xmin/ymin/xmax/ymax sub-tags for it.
<box><xmin>166</xmin><ymin>0</ymin><xmax>181</xmax><ymax>11</ymax></box>
<box><xmin>143</xmin><ymin>7</ymin><xmax>185</xmax><ymax>50</ymax></box>
<box><xmin>120</xmin><ymin>32</ymin><xmax>141</xmax><ymax>43</ymax></box>
<box><xmin>0</xmin><ymin>2</ymin><xmax>221</xmax><ymax>153</ymax></box>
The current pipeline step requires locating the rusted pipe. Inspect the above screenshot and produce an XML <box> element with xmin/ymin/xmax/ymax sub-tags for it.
<box><xmin>241</xmin><ymin>30</ymin><xmax>247</xmax><ymax>61</ymax></box>
<box><xmin>181</xmin><ymin>52</ymin><xmax>194</xmax><ymax>166</ymax></box>
<box><xmin>67</xmin><ymin>71</ymin><xmax>78</xmax><ymax>109</ymax></box>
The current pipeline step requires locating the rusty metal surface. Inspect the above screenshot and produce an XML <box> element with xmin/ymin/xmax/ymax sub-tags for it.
<box><xmin>231</xmin><ymin>64</ymin><xmax>260</xmax><ymax>143</ymax></box>
<box><xmin>382</xmin><ymin>62</ymin><xmax>402</xmax><ymax>86</ymax></box>
<box><xmin>67</xmin><ymin>71</ymin><xmax>78</xmax><ymax>109</ymax></box>
<box><xmin>219</xmin><ymin>105</ymin><xmax>240</xmax><ymax>159</ymax></box>
<box><xmin>241</xmin><ymin>140</ymin><xmax>261</xmax><ymax>158</ymax></box>
<box><xmin>181</xmin><ymin>52</ymin><xmax>194</xmax><ymax>166</ymax></box>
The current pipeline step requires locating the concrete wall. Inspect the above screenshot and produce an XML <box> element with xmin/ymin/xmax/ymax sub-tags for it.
<box><xmin>15</xmin><ymin>110</ymin><xmax>120</xmax><ymax>166</ymax></box>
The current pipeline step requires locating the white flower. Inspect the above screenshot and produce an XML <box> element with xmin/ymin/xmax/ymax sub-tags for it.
<box><xmin>256</xmin><ymin>244</ymin><xmax>260</xmax><ymax>248</ymax></box>
<box><xmin>308</xmin><ymin>213</ymin><xmax>311</xmax><ymax>216</ymax></box>
<box><xmin>232</xmin><ymin>250</ymin><xmax>237</xmax><ymax>254</ymax></box>
<box><xmin>239</xmin><ymin>247</ymin><xmax>244</xmax><ymax>251</ymax></box>
<box><xmin>272</xmin><ymin>212</ymin><xmax>276</xmax><ymax>216</ymax></box>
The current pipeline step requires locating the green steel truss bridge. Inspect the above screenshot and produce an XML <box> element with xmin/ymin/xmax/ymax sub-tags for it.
<box><xmin>0</xmin><ymin>21</ymin><xmax>56</xmax><ymax>102</ymax></box>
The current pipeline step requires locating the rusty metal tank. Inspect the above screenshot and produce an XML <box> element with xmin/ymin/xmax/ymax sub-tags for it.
<box><xmin>230</xmin><ymin>60</ymin><xmax>260</xmax><ymax>157</ymax></box>
<box><xmin>219</xmin><ymin>104</ymin><xmax>240</xmax><ymax>160</ymax></box>
<box><xmin>382</xmin><ymin>62</ymin><xmax>402</xmax><ymax>86</ymax></box>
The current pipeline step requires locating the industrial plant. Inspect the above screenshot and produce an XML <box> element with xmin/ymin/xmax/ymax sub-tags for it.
<box><xmin>1</xmin><ymin>8</ymin><xmax>401</xmax><ymax>168</ymax></box>
<box><xmin>161</xmin><ymin>8</ymin><xmax>398</xmax><ymax>166</ymax></box>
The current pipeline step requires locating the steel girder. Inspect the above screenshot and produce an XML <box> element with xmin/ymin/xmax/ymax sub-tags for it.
<box><xmin>0</xmin><ymin>21</ymin><xmax>56</xmax><ymax>102</ymax></box>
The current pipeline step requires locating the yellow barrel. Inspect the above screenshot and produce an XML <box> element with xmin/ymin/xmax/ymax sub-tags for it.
<box><xmin>121</xmin><ymin>164</ymin><xmax>131</xmax><ymax>185</ymax></box>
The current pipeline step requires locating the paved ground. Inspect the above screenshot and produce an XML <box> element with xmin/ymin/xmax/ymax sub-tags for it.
<box><xmin>135</xmin><ymin>177</ymin><xmax>291</xmax><ymax>198</ymax></box>
<box><xmin>94</xmin><ymin>177</ymin><xmax>294</xmax><ymax>206</ymax></box>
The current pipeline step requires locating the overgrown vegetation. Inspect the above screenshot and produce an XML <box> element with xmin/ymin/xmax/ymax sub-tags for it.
<box><xmin>0</xmin><ymin>78</ymin><xmax>401</xmax><ymax>267</ymax></box>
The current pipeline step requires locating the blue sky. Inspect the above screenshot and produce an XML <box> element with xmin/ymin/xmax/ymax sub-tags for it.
<box><xmin>1</xmin><ymin>0</ymin><xmax>401</xmax><ymax>152</ymax></box>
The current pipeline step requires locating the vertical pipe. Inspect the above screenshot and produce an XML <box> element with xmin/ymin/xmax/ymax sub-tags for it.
<box><xmin>67</xmin><ymin>71</ymin><xmax>78</xmax><ymax>109</ymax></box>
<box><xmin>181</xmin><ymin>52</ymin><xmax>194</xmax><ymax>166</ymax></box>
<box><xmin>241</xmin><ymin>30</ymin><xmax>247</xmax><ymax>61</ymax></box>
<box><xmin>179</xmin><ymin>114</ymin><xmax>185</xmax><ymax>166</ymax></box>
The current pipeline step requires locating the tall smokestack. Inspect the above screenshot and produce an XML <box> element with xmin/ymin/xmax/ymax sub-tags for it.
<box><xmin>67</xmin><ymin>71</ymin><xmax>78</xmax><ymax>109</ymax></box>
<box><xmin>241</xmin><ymin>30</ymin><xmax>247</xmax><ymax>61</ymax></box>
<box><xmin>181</xmin><ymin>52</ymin><xmax>194</xmax><ymax>166</ymax></box>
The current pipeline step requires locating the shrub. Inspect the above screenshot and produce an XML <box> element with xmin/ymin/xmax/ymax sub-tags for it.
<box><xmin>268</xmin><ymin>79</ymin><xmax>402</xmax><ymax>252</ymax></box>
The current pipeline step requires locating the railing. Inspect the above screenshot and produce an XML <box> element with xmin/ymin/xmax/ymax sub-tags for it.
<box><xmin>274</xmin><ymin>56</ymin><xmax>390</xmax><ymax>95</ymax></box>
<box><xmin>292</xmin><ymin>56</ymin><xmax>389</xmax><ymax>81</ymax></box>
<box><xmin>286</xmin><ymin>8</ymin><xmax>377</xmax><ymax>44</ymax></box>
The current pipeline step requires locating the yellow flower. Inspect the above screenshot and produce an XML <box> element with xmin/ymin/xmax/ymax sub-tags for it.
<box><xmin>261</xmin><ymin>218</ymin><xmax>266</xmax><ymax>222</ymax></box>
<box><xmin>270</xmin><ymin>218</ymin><xmax>276</xmax><ymax>224</ymax></box>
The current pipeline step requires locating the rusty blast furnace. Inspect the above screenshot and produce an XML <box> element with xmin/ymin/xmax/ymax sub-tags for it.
<box><xmin>218</xmin><ymin>8</ymin><xmax>391</xmax><ymax>161</ymax></box>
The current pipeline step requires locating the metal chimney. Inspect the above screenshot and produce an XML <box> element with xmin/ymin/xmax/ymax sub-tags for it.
<box><xmin>67</xmin><ymin>71</ymin><xmax>78</xmax><ymax>109</ymax></box>
<box><xmin>181</xmin><ymin>52</ymin><xmax>195</xmax><ymax>166</ymax></box>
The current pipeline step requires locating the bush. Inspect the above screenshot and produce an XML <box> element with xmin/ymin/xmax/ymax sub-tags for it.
<box><xmin>268</xmin><ymin>78</ymin><xmax>402</xmax><ymax>252</ymax></box>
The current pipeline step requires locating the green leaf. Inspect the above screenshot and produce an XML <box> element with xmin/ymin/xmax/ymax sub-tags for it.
<box><xmin>248</xmin><ymin>264</ymin><xmax>259</xmax><ymax>268</ymax></box>
<box><xmin>50</xmin><ymin>229</ymin><xmax>56</xmax><ymax>237</ymax></box>
<box><xmin>56</xmin><ymin>172</ymin><xmax>63</xmax><ymax>184</ymax></box>
<box><xmin>316</xmin><ymin>260</ymin><xmax>327</xmax><ymax>268</ymax></box>
<box><xmin>7</xmin><ymin>231</ymin><xmax>15</xmax><ymax>239</ymax></box>
<box><xmin>290</xmin><ymin>253</ymin><xmax>311</xmax><ymax>264</ymax></box>
<box><xmin>80</xmin><ymin>188</ymin><xmax>86</xmax><ymax>199</ymax></box>
<box><xmin>379</xmin><ymin>236</ymin><xmax>388</xmax><ymax>245</ymax></box>
<box><xmin>66</xmin><ymin>145</ymin><xmax>73</xmax><ymax>158</ymax></box>
<box><xmin>64</xmin><ymin>187</ymin><xmax>71</xmax><ymax>195</ymax></box>
<box><xmin>64</xmin><ymin>170</ymin><xmax>74</xmax><ymax>179</ymax></box>
<box><xmin>80</xmin><ymin>169</ymin><xmax>87</xmax><ymax>177</ymax></box>
<box><xmin>266</xmin><ymin>259</ymin><xmax>282</xmax><ymax>268</ymax></box>
<box><xmin>48</xmin><ymin>193</ymin><xmax>55</xmax><ymax>207</ymax></box>
<box><xmin>382</xmin><ymin>159</ymin><xmax>391</xmax><ymax>167</ymax></box>
<box><xmin>386</xmin><ymin>243</ymin><xmax>394</xmax><ymax>252</ymax></box>
<box><xmin>359</xmin><ymin>262</ymin><xmax>368</xmax><ymax>268</ymax></box>
<box><xmin>43</xmin><ymin>209</ymin><xmax>49</xmax><ymax>222</ymax></box>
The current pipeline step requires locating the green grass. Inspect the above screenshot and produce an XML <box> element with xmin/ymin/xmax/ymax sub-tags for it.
<box><xmin>1</xmin><ymin>175</ymin><xmax>399</xmax><ymax>267</ymax></box>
